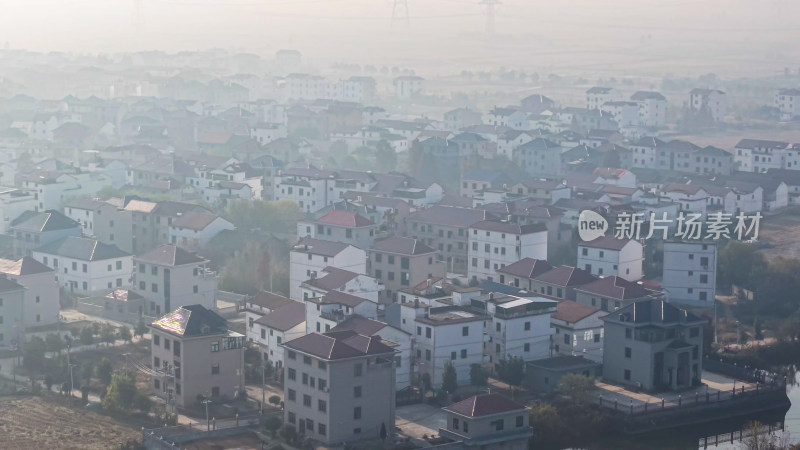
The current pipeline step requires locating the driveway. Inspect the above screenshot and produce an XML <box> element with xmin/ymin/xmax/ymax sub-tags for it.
<box><xmin>395</xmin><ymin>402</ymin><xmax>447</xmax><ymax>440</ymax></box>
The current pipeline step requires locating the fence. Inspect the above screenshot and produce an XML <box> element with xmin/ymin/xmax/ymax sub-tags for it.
<box><xmin>704</xmin><ymin>358</ymin><xmax>776</xmax><ymax>384</ymax></box>
<box><xmin>596</xmin><ymin>381</ymin><xmax>785</xmax><ymax>416</ymax></box>
<box><xmin>142</xmin><ymin>413</ymin><xmax>263</xmax><ymax>449</ymax></box>
<box><xmin>699</xmin><ymin>421</ymin><xmax>784</xmax><ymax>448</ymax></box>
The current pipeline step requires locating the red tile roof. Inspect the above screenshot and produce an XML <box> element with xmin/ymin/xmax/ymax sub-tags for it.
<box><xmin>552</xmin><ymin>300</ymin><xmax>601</xmax><ymax>323</ymax></box>
<box><xmin>444</xmin><ymin>393</ymin><xmax>526</xmax><ymax>418</ymax></box>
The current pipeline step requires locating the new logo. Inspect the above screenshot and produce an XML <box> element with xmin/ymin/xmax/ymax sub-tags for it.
<box><xmin>578</xmin><ymin>210</ymin><xmax>608</xmax><ymax>241</ymax></box>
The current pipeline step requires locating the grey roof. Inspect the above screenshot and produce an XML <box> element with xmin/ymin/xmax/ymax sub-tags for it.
<box><xmin>408</xmin><ymin>205</ymin><xmax>495</xmax><ymax>228</ymax></box>
<box><xmin>135</xmin><ymin>244</ymin><xmax>206</xmax><ymax>266</ymax></box>
<box><xmin>631</xmin><ymin>91</ymin><xmax>666</xmax><ymax>101</ymax></box>
<box><xmin>602</xmin><ymin>299</ymin><xmax>704</xmax><ymax>325</ymax></box>
<box><xmin>331</xmin><ymin>315</ymin><xmax>408</xmax><ymax>336</ymax></box>
<box><xmin>172</xmin><ymin>212</ymin><xmax>221</xmax><ymax>230</ymax></box>
<box><xmin>0</xmin><ymin>257</ymin><xmax>54</xmax><ymax>276</ymax></box>
<box><xmin>35</xmin><ymin>236</ymin><xmax>129</xmax><ymax>261</ymax></box>
<box><xmin>11</xmin><ymin>210</ymin><xmax>80</xmax><ymax>233</ymax></box>
<box><xmin>497</xmin><ymin>258</ymin><xmax>553</xmax><ymax>279</ymax></box>
<box><xmin>526</xmin><ymin>355</ymin><xmax>599</xmax><ymax>371</ymax></box>
<box><xmin>579</xmin><ymin>236</ymin><xmax>635</xmax><ymax>251</ymax></box>
<box><xmin>304</xmin><ymin>266</ymin><xmax>359</xmax><ymax>290</ymax></box>
<box><xmin>444</xmin><ymin>393</ymin><xmax>526</xmax><ymax>418</ymax></box>
<box><xmin>293</xmin><ymin>237</ymin><xmax>351</xmax><ymax>257</ymax></box>
<box><xmin>255</xmin><ymin>302</ymin><xmax>305</xmax><ymax>331</ymax></box>
<box><xmin>470</xmin><ymin>220</ymin><xmax>546</xmax><ymax>234</ymax></box>
<box><xmin>0</xmin><ymin>276</ymin><xmax>24</xmax><ymax>293</ymax></box>
<box><xmin>283</xmin><ymin>330</ymin><xmax>396</xmax><ymax>360</ymax></box>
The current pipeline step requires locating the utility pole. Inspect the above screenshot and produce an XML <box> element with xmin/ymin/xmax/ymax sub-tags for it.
<box><xmin>260</xmin><ymin>353</ymin><xmax>266</xmax><ymax>414</ymax></box>
<box><xmin>391</xmin><ymin>0</ymin><xmax>410</xmax><ymax>30</ymax></box>
<box><xmin>202</xmin><ymin>398</ymin><xmax>213</xmax><ymax>431</ymax></box>
<box><xmin>66</xmin><ymin>343</ymin><xmax>71</xmax><ymax>404</ymax></box>
<box><xmin>478</xmin><ymin>0</ymin><xmax>501</xmax><ymax>36</ymax></box>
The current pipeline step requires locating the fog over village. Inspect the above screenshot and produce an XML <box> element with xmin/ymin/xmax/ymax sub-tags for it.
<box><xmin>1</xmin><ymin>1</ymin><xmax>800</xmax><ymax>450</ymax></box>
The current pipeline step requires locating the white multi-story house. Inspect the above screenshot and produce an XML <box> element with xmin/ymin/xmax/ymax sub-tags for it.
<box><xmin>393</xmin><ymin>76</ymin><xmax>425</xmax><ymax>99</ymax></box>
<box><xmin>168</xmin><ymin>213</ymin><xmax>235</xmax><ymax>249</ymax></box>
<box><xmin>601</xmin><ymin>101</ymin><xmax>641</xmax><ymax>128</ymax></box>
<box><xmin>0</xmin><ymin>276</ymin><xmax>25</xmax><ymax>347</ymax></box>
<box><xmin>275</xmin><ymin>164</ymin><xmax>336</xmax><ymax>213</ymax></box>
<box><xmin>661</xmin><ymin>184</ymin><xmax>709</xmax><ymax>217</ymax></box>
<box><xmin>32</xmin><ymin>236</ymin><xmax>132</xmax><ymax>296</ymax></box>
<box><xmin>289</xmin><ymin>238</ymin><xmax>367</xmax><ymax>301</ymax></box>
<box><xmin>0</xmin><ymin>257</ymin><xmax>59</xmax><ymax>329</ymax></box>
<box><xmin>485</xmin><ymin>107</ymin><xmax>529</xmax><ymax>130</ymax></box>
<box><xmin>550</xmin><ymin>300</ymin><xmax>605</xmax><ymax>363</ymax></box>
<box><xmin>662</xmin><ymin>241</ymin><xmax>717</xmax><ymax>306</ymax></box>
<box><xmin>297</xmin><ymin>210</ymin><xmax>378</xmax><ymax>250</ymax></box>
<box><xmin>775</xmin><ymin>88</ymin><xmax>800</xmax><ymax>121</ymax></box>
<box><xmin>250</xmin><ymin>122</ymin><xmax>287</xmax><ymax>146</ymax></box>
<box><xmin>513</xmin><ymin>138</ymin><xmax>563</xmax><ymax>178</ymax></box>
<box><xmin>689</xmin><ymin>88</ymin><xmax>727</xmax><ymax>123</ymax></box>
<box><xmin>631</xmin><ymin>91</ymin><xmax>667</xmax><ymax>129</ymax></box>
<box><xmin>0</xmin><ymin>188</ymin><xmax>37</xmax><ymax>234</ymax></box>
<box><xmin>304</xmin><ymin>290</ymin><xmax>379</xmax><ymax>335</ymax></box>
<box><xmin>577</xmin><ymin>236</ymin><xmax>643</xmax><ymax>281</ymax></box>
<box><xmin>299</xmin><ymin>266</ymin><xmax>383</xmax><ymax>304</ymax></box>
<box><xmin>21</xmin><ymin>171</ymin><xmax>114</xmax><ymax>212</ymax></box>
<box><xmin>733</xmin><ymin>139</ymin><xmax>800</xmax><ymax>173</ymax></box>
<box><xmin>497</xmin><ymin>130</ymin><xmax>535</xmax><ymax>160</ymax></box>
<box><xmin>477</xmin><ymin>293</ymin><xmax>555</xmax><ymax>368</ymax></box>
<box><xmin>332</xmin><ymin>315</ymin><xmax>412</xmax><ymax>390</ymax></box>
<box><xmin>244</xmin><ymin>291</ymin><xmax>293</xmax><ymax>347</ymax></box>
<box><xmin>133</xmin><ymin>245</ymin><xmax>218</xmax><ymax>316</ymax></box>
<box><xmin>574</xmin><ymin>275</ymin><xmax>662</xmax><ymax>312</ymax></box>
<box><xmin>400</xmin><ymin>303</ymin><xmax>487</xmax><ymax>388</ymax></box>
<box><xmin>251</xmin><ymin>302</ymin><xmax>306</xmax><ymax>369</ymax></box>
<box><xmin>467</xmin><ymin>221</ymin><xmax>548</xmax><ymax>283</ymax></box>
<box><xmin>281</xmin><ymin>331</ymin><xmax>397</xmax><ymax>445</ymax></box>
<box><xmin>586</xmin><ymin>87</ymin><xmax>619</xmax><ymax>110</ymax></box>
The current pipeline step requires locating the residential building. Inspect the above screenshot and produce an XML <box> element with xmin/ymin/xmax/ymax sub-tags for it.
<box><xmin>10</xmin><ymin>210</ymin><xmax>81</xmax><ymax>258</ymax></box>
<box><xmin>369</xmin><ymin>237</ymin><xmax>445</xmax><ymax>303</ymax></box>
<box><xmin>299</xmin><ymin>266</ymin><xmax>383</xmax><ymax>304</ymax></box>
<box><xmin>282</xmin><ymin>330</ymin><xmax>397</xmax><ymax>444</ymax></box>
<box><xmin>297</xmin><ymin>210</ymin><xmax>378</xmax><ymax>250</ymax></box>
<box><xmin>32</xmin><ymin>236</ymin><xmax>131</xmax><ymax>296</ymax></box>
<box><xmin>689</xmin><ymin>88</ymin><xmax>727</xmax><ymax>123</ymax></box>
<box><xmin>775</xmin><ymin>88</ymin><xmax>800</xmax><ymax>121</ymax></box>
<box><xmin>0</xmin><ymin>188</ymin><xmax>37</xmax><ymax>234</ymax></box>
<box><xmin>244</xmin><ymin>291</ymin><xmax>293</xmax><ymax>344</ymax></box>
<box><xmin>577</xmin><ymin>236</ymin><xmax>643</xmax><ymax>281</ymax></box>
<box><xmin>411</xmin><ymin>305</ymin><xmax>488</xmax><ymax>388</ymax></box>
<box><xmin>168</xmin><ymin>213</ymin><xmax>235</xmax><ymax>249</ymax></box>
<box><xmin>331</xmin><ymin>315</ymin><xmax>413</xmax><ymax>390</ymax></box>
<box><xmin>290</xmin><ymin>238</ymin><xmax>367</xmax><ymax>301</ymax></box>
<box><xmin>394</xmin><ymin>76</ymin><xmax>425</xmax><ymax>98</ymax></box>
<box><xmin>531</xmin><ymin>266</ymin><xmax>597</xmax><ymax>300</ymax></box>
<box><xmin>631</xmin><ymin>91</ymin><xmax>667</xmax><ymax>129</ymax></box>
<box><xmin>467</xmin><ymin>221</ymin><xmax>548</xmax><ymax>283</ymax></box>
<box><xmin>496</xmin><ymin>258</ymin><xmax>554</xmax><ymax>291</ymax></box>
<box><xmin>662</xmin><ymin>241</ymin><xmax>717</xmax><ymax>306</ymax></box>
<box><xmin>63</xmin><ymin>198</ymin><xmax>130</xmax><ymax>249</ymax></box>
<box><xmin>0</xmin><ymin>257</ymin><xmax>59</xmax><ymax>329</ymax></box>
<box><xmin>405</xmin><ymin>206</ymin><xmax>495</xmax><ymax>274</ymax></box>
<box><xmin>149</xmin><ymin>305</ymin><xmax>245</xmax><ymax>408</ymax></box>
<box><xmin>0</xmin><ymin>276</ymin><xmax>25</xmax><ymax>346</ymax></box>
<box><xmin>733</xmin><ymin>139</ymin><xmax>799</xmax><ymax>173</ymax></box>
<box><xmin>439</xmin><ymin>393</ymin><xmax>533</xmax><ymax>450</ymax></box>
<box><xmin>574</xmin><ymin>276</ymin><xmax>661</xmax><ymax>312</ymax></box>
<box><xmin>550</xmin><ymin>300</ymin><xmax>605</xmax><ymax>362</ymax></box>
<box><xmin>444</xmin><ymin>107</ymin><xmax>483</xmax><ymax>131</ymax></box>
<box><xmin>133</xmin><ymin>245</ymin><xmax>218</xmax><ymax>316</ymax></box>
<box><xmin>475</xmin><ymin>293</ymin><xmax>556</xmax><ymax>367</ymax></box>
<box><xmin>251</xmin><ymin>302</ymin><xmax>306</xmax><ymax>369</ymax></box>
<box><xmin>586</xmin><ymin>87</ymin><xmax>618</xmax><ymax>110</ymax></box>
<box><xmin>513</xmin><ymin>138</ymin><xmax>563</xmax><ymax>178</ymax></box>
<box><xmin>124</xmin><ymin>200</ymin><xmax>213</xmax><ymax>256</ymax></box>
<box><xmin>602</xmin><ymin>299</ymin><xmax>705</xmax><ymax>391</ymax></box>
<box><xmin>304</xmin><ymin>290</ymin><xmax>379</xmax><ymax>334</ymax></box>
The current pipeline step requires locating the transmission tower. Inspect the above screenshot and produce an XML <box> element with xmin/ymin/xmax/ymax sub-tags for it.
<box><xmin>391</xmin><ymin>0</ymin><xmax>410</xmax><ymax>30</ymax></box>
<box><xmin>479</xmin><ymin>0</ymin><xmax>500</xmax><ymax>36</ymax></box>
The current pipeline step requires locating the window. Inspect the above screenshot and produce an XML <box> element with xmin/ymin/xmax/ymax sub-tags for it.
<box><xmin>287</xmin><ymin>389</ymin><xmax>296</xmax><ymax>401</ymax></box>
<box><xmin>164</xmin><ymin>339</ymin><xmax>170</xmax><ymax>350</ymax></box>
<box><xmin>116</xmin><ymin>261</ymin><xmax>122</xmax><ymax>270</ymax></box>
<box><xmin>625</xmin><ymin>328</ymin><xmax>632</xmax><ymax>339</ymax></box>
<box><xmin>426</xmin><ymin>327</ymin><xmax>432</xmax><ymax>338</ymax></box>
<box><xmin>462</xmin><ymin>326</ymin><xmax>469</xmax><ymax>336</ymax></box>
<box><xmin>302</xmin><ymin>373</ymin><xmax>308</xmax><ymax>385</ymax></box>
<box><xmin>492</xmin><ymin>419</ymin><xmax>504</xmax><ymax>431</ymax></box>
<box><xmin>594</xmin><ymin>334</ymin><xmax>601</xmax><ymax>343</ymax></box>
<box><xmin>152</xmin><ymin>283</ymin><xmax>158</xmax><ymax>293</ymax></box>
<box><xmin>461</xmin><ymin>349</ymin><xmax>467</xmax><ymax>359</ymax></box>
<box><xmin>303</xmin><ymin>394</ymin><xmax>311</xmax><ymax>407</ymax></box>
<box><xmin>624</xmin><ymin>369</ymin><xmax>631</xmax><ymax>381</ymax></box>
<box><xmin>211</xmin><ymin>341</ymin><xmax>219</xmax><ymax>352</ymax></box>
<box><xmin>354</xmin><ymin>407</ymin><xmax>362</xmax><ymax>419</ymax></box>
<box><xmin>564</xmin><ymin>334</ymin><xmax>570</xmax><ymax>345</ymax></box>
<box><xmin>288</xmin><ymin>412</ymin><xmax>296</xmax><ymax>424</ymax></box>
<box><xmin>303</xmin><ymin>355</ymin><xmax>312</xmax><ymax>365</ymax></box>
<box><xmin>463</xmin><ymin>422</ymin><xmax>469</xmax><ymax>433</ymax></box>
<box><xmin>354</xmin><ymin>363</ymin><xmax>363</xmax><ymax>377</ymax></box>
<box><xmin>524</xmin><ymin>322</ymin><xmax>531</xmax><ymax>331</ymax></box>
<box><xmin>354</xmin><ymin>386</ymin><xmax>362</xmax><ymax>398</ymax></box>
<box><xmin>690</xmin><ymin>327</ymin><xmax>699</xmax><ymax>338</ymax></box>
<box><xmin>139</xmin><ymin>281</ymin><xmax>146</xmax><ymax>290</ymax></box>
<box><xmin>154</xmin><ymin>356</ymin><xmax>160</xmax><ymax>367</ymax></box>
<box><xmin>625</xmin><ymin>347</ymin><xmax>632</xmax><ymax>358</ymax></box>
<box><xmin>288</xmin><ymin>350</ymin><xmax>296</xmax><ymax>360</ymax></box>
<box><xmin>82</xmin><ymin>263</ymin><xmax>87</xmax><ymax>273</ymax></box>
<box><xmin>211</xmin><ymin>364</ymin><xmax>220</xmax><ymax>374</ymax></box>
<box><xmin>173</xmin><ymin>341</ymin><xmax>180</xmax><ymax>356</ymax></box>
<box><xmin>153</xmin><ymin>335</ymin><xmax>160</xmax><ymax>345</ymax></box>
<box><xmin>516</xmin><ymin>415</ymin><xmax>524</xmax><ymax>427</ymax></box>
<box><xmin>318</xmin><ymin>399</ymin><xmax>327</xmax><ymax>412</ymax></box>
<box><xmin>318</xmin><ymin>361</ymin><xmax>327</xmax><ymax>370</ymax></box>
<box><xmin>152</xmin><ymin>266</ymin><xmax>158</xmax><ymax>275</ymax></box>
<box><xmin>318</xmin><ymin>424</ymin><xmax>327</xmax><ymax>436</ymax></box>
<box><xmin>288</xmin><ymin>368</ymin><xmax>296</xmax><ymax>380</ymax></box>
<box><xmin>354</xmin><ymin>428</ymin><xmax>361</xmax><ymax>435</ymax></box>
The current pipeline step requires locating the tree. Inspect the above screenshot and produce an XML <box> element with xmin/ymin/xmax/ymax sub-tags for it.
<box><xmin>45</xmin><ymin>333</ymin><xmax>64</xmax><ymax>354</ymax></box>
<box><xmin>133</xmin><ymin>393</ymin><xmax>153</xmax><ymax>413</ymax></box>
<box><xmin>101</xmin><ymin>324</ymin><xmax>117</xmax><ymax>346</ymax></box>
<box><xmin>442</xmin><ymin>361</ymin><xmax>459</xmax><ymax>395</ymax></box>
<box><xmin>44</xmin><ymin>374</ymin><xmax>53</xmax><ymax>391</ymax></box>
<box><xmin>555</xmin><ymin>374</ymin><xmax>595</xmax><ymax>404</ymax></box>
<box><xmin>102</xmin><ymin>371</ymin><xmax>137</xmax><ymax>412</ymax></box>
<box><xmin>718</xmin><ymin>241</ymin><xmax>766</xmax><ymax>291</ymax></box>
<box><xmin>81</xmin><ymin>361</ymin><xmax>94</xmax><ymax>384</ymax></box>
<box><xmin>497</xmin><ymin>356</ymin><xmax>525</xmax><ymax>388</ymax></box>
<box><xmin>23</xmin><ymin>336</ymin><xmax>47</xmax><ymax>371</ymax></box>
<box><xmin>380</xmin><ymin>422</ymin><xmax>388</xmax><ymax>443</ymax></box>
<box><xmin>469</xmin><ymin>364</ymin><xmax>488</xmax><ymax>392</ymax></box>
<box><xmin>81</xmin><ymin>385</ymin><xmax>90</xmax><ymax>403</ymax></box>
<box><xmin>528</xmin><ymin>403</ymin><xmax>564</xmax><ymax>443</ymax></box>
<box><xmin>118</xmin><ymin>326</ymin><xmax>132</xmax><ymax>344</ymax></box>
<box><xmin>264</xmin><ymin>416</ymin><xmax>282</xmax><ymax>437</ymax></box>
<box><xmin>219</xmin><ymin>242</ymin><xmax>275</xmax><ymax>294</ymax></box>
<box><xmin>80</xmin><ymin>326</ymin><xmax>94</xmax><ymax>346</ymax></box>
<box><xmin>269</xmin><ymin>395</ymin><xmax>281</xmax><ymax>407</ymax></box>
<box><xmin>375</xmin><ymin>141</ymin><xmax>397</xmax><ymax>172</ymax></box>
<box><xmin>96</xmin><ymin>358</ymin><xmax>113</xmax><ymax>385</ymax></box>
<box><xmin>134</xmin><ymin>317</ymin><xmax>148</xmax><ymax>340</ymax></box>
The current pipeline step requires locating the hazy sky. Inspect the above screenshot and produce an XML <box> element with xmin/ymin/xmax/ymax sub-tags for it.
<box><xmin>1</xmin><ymin>0</ymin><xmax>798</xmax><ymax>76</ymax></box>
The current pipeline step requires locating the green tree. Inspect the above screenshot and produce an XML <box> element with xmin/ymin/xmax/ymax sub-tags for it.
<box><xmin>264</xmin><ymin>416</ymin><xmax>282</xmax><ymax>437</ymax></box>
<box><xmin>269</xmin><ymin>395</ymin><xmax>281</xmax><ymax>407</ymax></box>
<box><xmin>80</xmin><ymin>326</ymin><xmax>94</xmax><ymax>346</ymax></box>
<box><xmin>118</xmin><ymin>326</ymin><xmax>132</xmax><ymax>344</ymax></box>
<box><xmin>528</xmin><ymin>403</ymin><xmax>564</xmax><ymax>443</ymax></box>
<box><xmin>23</xmin><ymin>336</ymin><xmax>47</xmax><ymax>371</ymax></box>
<box><xmin>442</xmin><ymin>361</ymin><xmax>458</xmax><ymax>395</ymax></box>
<box><xmin>718</xmin><ymin>241</ymin><xmax>766</xmax><ymax>291</ymax></box>
<box><xmin>469</xmin><ymin>364</ymin><xmax>488</xmax><ymax>392</ymax></box>
<box><xmin>45</xmin><ymin>333</ymin><xmax>64</xmax><ymax>354</ymax></box>
<box><xmin>102</xmin><ymin>371</ymin><xmax>138</xmax><ymax>412</ymax></box>
<box><xmin>134</xmin><ymin>317</ymin><xmax>148</xmax><ymax>340</ymax></box>
<box><xmin>555</xmin><ymin>374</ymin><xmax>595</xmax><ymax>404</ymax></box>
<box><xmin>375</xmin><ymin>140</ymin><xmax>397</xmax><ymax>172</ymax></box>
<box><xmin>497</xmin><ymin>357</ymin><xmax>525</xmax><ymax>390</ymax></box>
<box><xmin>81</xmin><ymin>361</ymin><xmax>95</xmax><ymax>384</ymax></box>
<box><xmin>133</xmin><ymin>393</ymin><xmax>153</xmax><ymax>413</ymax></box>
<box><xmin>96</xmin><ymin>358</ymin><xmax>113</xmax><ymax>385</ymax></box>
<box><xmin>101</xmin><ymin>324</ymin><xmax>117</xmax><ymax>346</ymax></box>
<box><xmin>219</xmin><ymin>242</ymin><xmax>273</xmax><ymax>294</ymax></box>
